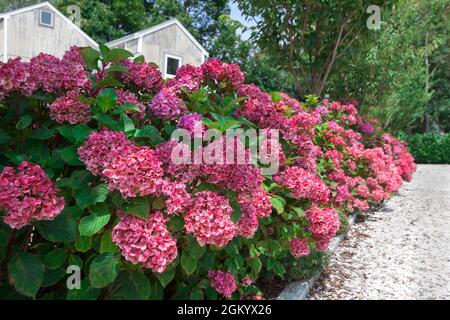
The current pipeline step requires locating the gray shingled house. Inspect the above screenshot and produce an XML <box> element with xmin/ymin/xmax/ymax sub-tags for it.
<box><xmin>0</xmin><ymin>1</ymin><xmax>208</xmax><ymax>77</ymax></box>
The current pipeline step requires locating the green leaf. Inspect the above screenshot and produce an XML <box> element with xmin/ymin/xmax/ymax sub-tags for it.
<box><xmin>105</xmin><ymin>48</ymin><xmax>133</xmax><ymax>63</ymax></box>
<box><xmin>76</xmin><ymin>184</ymin><xmax>109</xmax><ymax>211</ymax></box>
<box><xmin>100</xmin><ymin>233</ymin><xmax>119</xmax><ymax>254</ymax></box>
<box><xmin>74</xmin><ymin>236</ymin><xmax>92</xmax><ymax>252</ymax></box>
<box><xmin>42</xmin><ymin>268</ymin><xmax>66</xmax><ymax>287</ymax></box>
<box><xmin>107</xmin><ymin>64</ymin><xmax>129</xmax><ymax>73</ymax></box>
<box><xmin>0</xmin><ymin>129</ymin><xmax>12</xmax><ymax>144</ymax></box>
<box><xmin>96</xmin><ymin>88</ymin><xmax>117</xmax><ymax>113</ymax></box>
<box><xmin>80</xmin><ymin>47</ymin><xmax>100</xmax><ymax>70</ymax></box>
<box><xmin>133</xmin><ymin>55</ymin><xmax>145</xmax><ymax>64</ymax></box>
<box><xmin>92</xmin><ymin>114</ymin><xmax>117</xmax><ymax>129</ymax></box>
<box><xmin>71</xmin><ymin>124</ymin><xmax>93</xmax><ymax>145</ymax></box>
<box><xmin>112</xmin><ymin>271</ymin><xmax>150</xmax><ymax>300</ymax></box>
<box><xmin>58</xmin><ymin>146</ymin><xmax>84</xmax><ymax>166</ymax></box>
<box><xmin>249</xmin><ymin>257</ymin><xmax>262</xmax><ymax>279</ymax></box>
<box><xmin>123</xmin><ymin>198</ymin><xmax>150</xmax><ymax>220</ymax></box>
<box><xmin>79</xmin><ymin>213</ymin><xmax>110</xmax><ymax>237</ymax></box>
<box><xmin>31</xmin><ymin>127</ymin><xmax>55</xmax><ymax>140</ymax></box>
<box><xmin>185</xmin><ymin>236</ymin><xmax>206</xmax><ymax>259</ymax></box>
<box><xmin>8</xmin><ymin>252</ymin><xmax>45</xmax><ymax>298</ymax></box>
<box><xmin>118</xmin><ymin>113</ymin><xmax>135</xmax><ymax>134</ymax></box>
<box><xmin>44</xmin><ymin>248</ymin><xmax>67</xmax><ymax>270</ymax></box>
<box><xmin>134</xmin><ymin>125</ymin><xmax>164</xmax><ymax>146</ymax></box>
<box><xmin>190</xmin><ymin>288</ymin><xmax>204</xmax><ymax>300</ymax></box>
<box><xmin>270</xmin><ymin>196</ymin><xmax>285</xmax><ymax>214</ymax></box>
<box><xmin>99</xmin><ymin>44</ymin><xmax>110</xmax><ymax>60</ymax></box>
<box><xmin>89</xmin><ymin>253</ymin><xmax>119</xmax><ymax>288</ymax></box>
<box><xmin>67</xmin><ymin>279</ymin><xmax>101</xmax><ymax>300</ymax></box>
<box><xmin>181</xmin><ymin>251</ymin><xmax>197</xmax><ymax>276</ymax></box>
<box><xmin>35</xmin><ymin>208</ymin><xmax>78</xmax><ymax>243</ymax></box>
<box><xmin>113</xmin><ymin>103</ymin><xmax>141</xmax><ymax>114</ymax></box>
<box><xmin>16</xmin><ymin>115</ymin><xmax>32</xmax><ymax>129</ymax></box>
<box><xmin>154</xmin><ymin>265</ymin><xmax>175</xmax><ymax>288</ymax></box>
<box><xmin>148</xmin><ymin>277</ymin><xmax>164</xmax><ymax>299</ymax></box>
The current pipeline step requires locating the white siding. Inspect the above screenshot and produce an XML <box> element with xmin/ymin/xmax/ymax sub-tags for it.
<box><xmin>5</xmin><ymin>5</ymin><xmax>94</xmax><ymax>60</ymax></box>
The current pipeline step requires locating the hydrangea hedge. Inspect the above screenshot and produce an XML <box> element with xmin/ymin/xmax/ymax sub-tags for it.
<box><xmin>0</xmin><ymin>45</ymin><xmax>416</xmax><ymax>300</ymax></box>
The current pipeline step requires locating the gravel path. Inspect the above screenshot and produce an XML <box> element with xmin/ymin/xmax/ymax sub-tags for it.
<box><xmin>310</xmin><ymin>164</ymin><xmax>450</xmax><ymax>300</ymax></box>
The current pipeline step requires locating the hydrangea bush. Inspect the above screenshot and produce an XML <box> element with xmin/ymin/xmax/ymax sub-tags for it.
<box><xmin>0</xmin><ymin>45</ymin><xmax>416</xmax><ymax>300</ymax></box>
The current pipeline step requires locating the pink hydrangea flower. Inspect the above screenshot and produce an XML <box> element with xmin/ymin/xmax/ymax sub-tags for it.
<box><xmin>274</xmin><ymin>166</ymin><xmax>330</xmax><ymax>204</ymax></box>
<box><xmin>160</xmin><ymin>181</ymin><xmax>192</xmax><ymax>215</ymax></box>
<box><xmin>184</xmin><ymin>191</ymin><xmax>237</xmax><ymax>247</ymax></box>
<box><xmin>290</xmin><ymin>238</ymin><xmax>310</xmax><ymax>258</ymax></box>
<box><xmin>0</xmin><ymin>162</ymin><xmax>64</xmax><ymax>229</ymax></box>
<box><xmin>237</xmin><ymin>188</ymin><xmax>272</xmax><ymax>218</ymax></box>
<box><xmin>177</xmin><ymin>113</ymin><xmax>205</xmax><ymax>138</ymax></box>
<box><xmin>167</xmin><ymin>64</ymin><xmax>203</xmax><ymax>92</ymax></box>
<box><xmin>208</xmin><ymin>270</ymin><xmax>237</xmax><ymax>298</ymax></box>
<box><xmin>112</xmin><ymin>212</ymin><xmax>177</xmax><ymax>273</ymax></box>
<box><xmin>116</xmin><ymin>59</ymin><xmax>163</xmax><ymax>93</ymax></box>
<box><xmin>115</xmin><ymin>89</ymin><xmax>146</xmax><ymax>118</ymax></box>
<box><xmin>102</xmin><ymin>146</ymin><xmax>165</xmax><ymax>198</ymax></box>
<box><xmin>149</xmin><ymin>87</ymin><xmax>186</xmax><ymax>120</ymax></box>
<box><xmin>237</xmin><ymin>209</ymin><xmax>259</xmax><ymax>239</ymax></box>
<box><xmin>49</xmin><ymin>90</ymin><xmax>91</xmax><ymax>124</ymax></box>
<box><xmin>78</xmin><ymin>129</ymin><xmax>135</xmax><ymax>176</ymax></box>
<box><xmin>306</xmin><ymin>206</ymin><xmax>340</xmax><ymax>252</ymax></box>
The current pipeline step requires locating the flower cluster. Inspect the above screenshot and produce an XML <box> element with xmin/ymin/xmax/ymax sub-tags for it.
<box><xmin>0</xmin><ymin>162</ymin><xmax>64</xmax><ymax>229</ymax></box>
<box><xmin>115</xmin><ymin>89</ymin><xmax>146</xmax><ymax>118</ymax></box>
<box><xmin>0</xmin><ymin>49</ymin><xmax>89</xmax><ymax>99</ymax></box>
<box><xmin>149</xmin><ymin>87</ymin><xmax>186</xmax><ymax>120</ymax></box>
<box><xmin>49</xmin><ymin>90</ymin><xmax>91</xmax><ymax>124</ymax></box>
<box><xmin>184</xmin><ymin>191</ymin><xmax>237</xmax><ymax>247</ymax></box>
<box><xmin>176</xmin><ymin>112</ymin><xmax>205</xmax><ymax>138</ymax></box>
<box><xmin>208</xmin><ymin>270</ymin><xmax>237</xmax><ymax>298</ymax></box>
<box><xmin>306</xmin><ymin>206</ymin><xmax>340</xmax><ymax>251</ymax></box>
<box><xmin>103</xmin><ymin>146</ymin><xmax>165</xmax><ymax>198</ymax></box>
<box><xmin>117</xmin><ymin>59</ymin><xmax>163</xmax><ymax>93</ymax></box>
<box><xmin>290</xmin><ymin>238</ymin><xmax>310</xmax><ymax>258</ymax></box>
<box><xmin>274</xmin><ymin>166</ymin><xmax>330</xmax><ymax>204</ymax></box>
<box><xmin>112</xmin><ymin>212</ymin><xmax>177</xmax><ymax>273</ymax></box>
<box><xmin>78</xmin><ymin>129</ymin><xmax>135</xmax><ymax>176</ymax></box>
<box><xmin>202</xmin><ymin>58</ymin><xmax>245</xmax><ymax>89</ymax></box>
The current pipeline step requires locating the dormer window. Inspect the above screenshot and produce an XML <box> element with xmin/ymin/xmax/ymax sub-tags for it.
<box><xmin>39</xmin><ymin>10</ymin><xmax>54</xmax><ymax>27</ymax></box>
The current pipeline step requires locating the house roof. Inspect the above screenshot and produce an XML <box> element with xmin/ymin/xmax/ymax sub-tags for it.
<box><xmin>106</xmin><ymin>18</ymin><xmax>209</xmax><ymax>57</ymax></box>
<box><xmin>0</xmin><ymin>1</ymin><xmax>98</xmax><ymax>48</ymax></box>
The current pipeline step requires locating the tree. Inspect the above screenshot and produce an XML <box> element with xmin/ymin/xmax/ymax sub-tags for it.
<box><xmin>326</xmin><ymin>0</ymin><xmax>449</xmax><ymax>133</ymax></box>
<box><xmin>237</xmin><ymin>0</ymin><xmax>394</xmax><ymax>97</ymax></box>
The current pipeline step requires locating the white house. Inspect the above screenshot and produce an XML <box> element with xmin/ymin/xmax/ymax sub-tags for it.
<box><xmin>106</xmin><ymin>18</ymin><xmax>209</xmax><ymax>78</ymax></box>
<box><xmin>0</xmin><ymin>1</ymin><xmax>209</xmax><ymax>77</ymax></box>
<box><xmin>0</xmin><ymin>2</ymin><xmax>98</xmax><ymax>62</ymax></box>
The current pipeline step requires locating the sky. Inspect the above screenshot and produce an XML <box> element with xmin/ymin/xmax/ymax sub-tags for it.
<box><xmin>229</xmin><ymin>0</ymin><xmax>256</xmax><ymax>40</ymax></box>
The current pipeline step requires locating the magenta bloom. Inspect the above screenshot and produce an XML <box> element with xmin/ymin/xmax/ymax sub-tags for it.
<box><xmin>306</xmin><ymin>206</ymin><xmax>340</xmax><ymax>252</ymax></box>
<box><xmin>359</xmin><ymin>122</ymin><xmax>374</xmax><ymax>134</ymax></box>
<box><xmin>290</xmin><ymin>238</ymin><xmax>310</xmax><ymax>258</ymax></box>
<box><xmin>177</xmin><ymin>112</ymin><xmax>205</xmax><ymax>138</ymax></box>
<box><xmin>117</xmin><ymin>59</ymin><xmax>163</xmax><ymax>93</ymax></box>
<box><xmin>167</xmin><ymin>64</ymin><xmax>203</xmax><ymax>92</ymax></box>
<box><xmin>184</xmin><ymin>191</ymin><xmax>237</xmax><ymax>247</ymax></box>
<box><xmin>0</xmin><ymin>162</ymin><xmax>64</xmax><ymax>229</ymax></box>
<box><xmin>208</xmin><ymin>270</ymin><xmax>237</xmax><ymax>298</ymax></box>
<box><xmin>274</xmin><ymin>166</ymin><xmax>330</xmax><ymax>204</ymax></box>
<box><xmin>49</xmin><ymin>90</ymin><xmax>91</xmax><ymax>124</ymax></box>
<box><xmin>149</xmin><ymin>87</ymin><xmax>186</xmax><ymax>120</ymax></box>
<box><xmin>78</xmin><ymin>129</ymin><xmax>135</xmax><ymax>176</ymax></box>
<box><xmin>102</xmin><ymin>146</ymin><xmax>165</xmax><ymax>198</ymax></box>
<box><xmin>115</xmin><ymin>89</ymin><xmax>146</xmax><ymax>119</ymax></box>
<box><xmin>237</xmin><ymin>208</ymin><xmax>259</xmax><ymax>239</ymax></box>
<box><xmin>112</xmin><ymin>212</ymin><xmax>177</xmax><ymax>273</ymax></box>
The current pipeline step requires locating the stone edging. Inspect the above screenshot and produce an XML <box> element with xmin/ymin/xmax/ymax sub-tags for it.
<box><xmin>276</xmin><ymin>214</ymin><xmax>358</xmax><ymax>300</ymax></box>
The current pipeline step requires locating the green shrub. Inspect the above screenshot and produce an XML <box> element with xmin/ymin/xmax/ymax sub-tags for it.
<box><xmin>406</xmin><ymin>133</ymin><xmax>450</xmax><ymax>164</ymax></box>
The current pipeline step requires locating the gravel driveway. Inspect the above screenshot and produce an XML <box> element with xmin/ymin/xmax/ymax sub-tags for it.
<box><xmin>310</xmin><ymin>164</ymin><xmax>450</xmax><ymax>300</ymax></box>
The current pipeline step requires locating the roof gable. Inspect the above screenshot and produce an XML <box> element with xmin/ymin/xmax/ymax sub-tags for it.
<box><xmin>106</xmin><ymin>18</ymin><xmax>208</xmax><ymax>56</ymax></box>
<box><xmin>0</xmin><ymin>1</ymin><xmax>98</xmax><ymax>48</ymax></box>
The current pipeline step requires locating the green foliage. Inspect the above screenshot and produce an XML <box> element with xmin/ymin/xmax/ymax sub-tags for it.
<box><xmin>406</xmin><ymin>133</ymin><xmax>450</xmax><ymax>164</ymax></box>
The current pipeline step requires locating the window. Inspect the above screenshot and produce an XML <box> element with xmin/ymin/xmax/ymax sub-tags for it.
<box><xmin>164</xmin><ymin>54</ymin><xmax>182</xmax><ymax>78</ymax></box>
<box><xmin>39</xmin><ymin>10</ymin><xmax>54</xmax><ymax>27</ymax></box>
